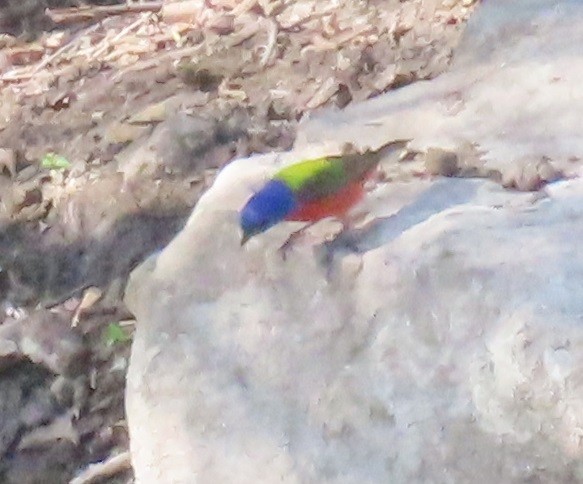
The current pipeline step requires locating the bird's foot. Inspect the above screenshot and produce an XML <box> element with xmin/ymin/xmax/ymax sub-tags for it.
<box><xmin>278</xmin><ymin>222</ymin><xmax>320</xmax><ymax>260</ymax></box>
<box><xmin>278</xmin><ymin>228</ymin><xmax>306</xmax><ymax>260</ymax></box>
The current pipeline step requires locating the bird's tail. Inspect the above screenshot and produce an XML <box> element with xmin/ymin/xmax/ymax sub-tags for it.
<box><xmin>341</xmin><ymin>139</ymin><xmax>410</xmax><ymax>181</ymax></box>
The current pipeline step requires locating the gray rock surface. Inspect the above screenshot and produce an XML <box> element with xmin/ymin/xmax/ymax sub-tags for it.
<box><xmin>299</xmin><ymin>0</ymin><xmax>583</xmax><ymax>188</ymax></box>
<box><xmin>0</xmin><ymin>309</ymin><xmax>85</xmax><ymax>375</ymax></box>
<box><xmin>125</xmin><ymin>0</ymin><xmax>583</xmax><ymax>482</ymax></box>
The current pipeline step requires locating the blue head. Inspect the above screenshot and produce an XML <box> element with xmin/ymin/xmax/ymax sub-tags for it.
<box><xmin>240</xmin><ymin>180</ymin><xmax>297</xmax><ymax>245</ymax></box>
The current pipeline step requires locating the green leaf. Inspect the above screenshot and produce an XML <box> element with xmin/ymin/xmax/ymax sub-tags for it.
<box><xmin>41</xmin><ymin>153</ymin><xmax>71</xmax><ymax>170</ymax></box>
<box><xmin>104</xmin><ymin>323</ymin><xmax>131</xmax><ymax>346</ymax></box>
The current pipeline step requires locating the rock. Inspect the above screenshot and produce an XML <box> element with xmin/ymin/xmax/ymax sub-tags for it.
<box><xmin>125</xmin><ymin>0</ymin><xmax>583</xmax><ymax>482</ymax></box>
<box><xmin>126</xmin><ymin>100</ymin><xmax>172</xmax><ymax>125</ymax></box>
<box><xmin>424</xmin><ymin>147</ymin><xmax>459</xmax><ymax>176</ymax></box>
<box><xmin>4</xmin><ymin>441</ymin><xmax>78</xmax><ymax>484</ymax></box>
<box><xmin>0</xmin><ymin>0</ymin><xmax>58</xmax><ymax>38</ymax></box>
<box><xmin>0</xmin><ymin>148</ymin><xmax>16</xmax><ymax>177</ymax></box>
<box><xmin>126</xmin><ymin>164</ymin><xmax>583</xmax><ymax>483</ymax></box>
<box><xmin>19</xmin><ymin>311</ymin><xmax>86</xmax><ymax>375</ymax></box>
<box><xmin>0</xmin><ymin>378</ymin><xmax>24</xmax><ymax>456</ymax></box>
<box><xmin>18</xmin><ymin>411</ymin><xmax>79</xmax><ymax>450</ymax></box>
<box><xmin>0</xmin><ymin>310</ymin><xmax>86</xmax><ymax>376</ymax></box>
<box><xmin>104</xmin><ymin>122</ymin><xmax>151</xmax><ymax>145</ymax></box>
<box><xmin>0</xmin><ymin>179</ymin><xmax>190</xmax><ymax>306</ymax></box>
<box><xmin>501</xmin><ymin>156</ymin><xmax>562</xmax><ymax>191</ymax></box>
<box><xmin>19</xmin><ymin>386</ymin><xmax>58</xmax><ymax>428</ymax></box>
<box><xmin>118</xmin><ymin>110</ymin><xmax>249</xmax><ymax>181</ymax></box>
<box><xmin>297</xmin><ymin>0</ymin><xmax>583</xmax><ymax>189</ymax></box>
<box><xmin>0</xmin><ymin>362</ymin><xmax>60</xmax><ymax>469</ymax></box>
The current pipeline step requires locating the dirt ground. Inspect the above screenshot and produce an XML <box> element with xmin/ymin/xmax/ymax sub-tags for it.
<box><xmin>0</xmin><ymin>0</ymin><xmax>477</xmax><ymax>482</ymax></box>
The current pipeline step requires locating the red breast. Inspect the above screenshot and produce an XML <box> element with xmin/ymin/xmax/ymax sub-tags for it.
<box><xmin>285</xmin><ymin>179</ymin><xmax>366</xmax><ymax>222</ymax></box>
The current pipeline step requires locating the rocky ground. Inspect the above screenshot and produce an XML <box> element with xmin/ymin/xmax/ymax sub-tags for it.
<box><xmin>0</xmin><ymin>0</ymin><xmax>477</xmax><ymax>482</ymax></box>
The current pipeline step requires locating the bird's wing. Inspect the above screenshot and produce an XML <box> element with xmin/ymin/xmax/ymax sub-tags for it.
<box><xmin>275</xmin><ymin>157</ymin><xmax>348</xmax><ymax>202</ymax></box>
<box><xmin>275</xmin><ymin>140</ymin><xmax>410</xmax><ymax>202</ymax></box>
<box><xmin>340</xmin><ymin>139</ymin><xmax>410</xmax><ymax>181</ymax></box>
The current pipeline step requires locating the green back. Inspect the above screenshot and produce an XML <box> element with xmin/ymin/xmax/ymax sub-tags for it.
<box><xmin>274</xmin><ymin>149</ymin><xmax>385</xmax><ymax>202</ymax></box>
<box><xmin>274</xmin><ymin>157</ymin><xmax>347</xmax><ymax>201</ymax></box>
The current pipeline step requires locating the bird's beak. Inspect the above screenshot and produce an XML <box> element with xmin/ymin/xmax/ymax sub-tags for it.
<box><xmin>240</xmin><ymin>232</ymin><xmax>252</xmax><ymax>246</ymax></box>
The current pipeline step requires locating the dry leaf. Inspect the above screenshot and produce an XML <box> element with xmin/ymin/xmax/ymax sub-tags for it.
<box><xmin>72</xmin><ymin>287</ymin><xmax>103</xmax><ymax>327</ymax></box>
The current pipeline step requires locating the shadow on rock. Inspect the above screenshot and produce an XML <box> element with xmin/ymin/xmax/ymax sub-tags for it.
<box><xmin>0</xmin><ymin>208</ymin><xmax>189</xmax><ymax>307</ymax></box>
<box><xmin>319</xmin><ymin>178</ymin><xmax>483</xmax><ymax>267</ymax></box>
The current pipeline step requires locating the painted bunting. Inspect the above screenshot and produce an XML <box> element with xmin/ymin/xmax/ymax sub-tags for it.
<box><xmin>239</xmin><ymin>140</ymin><xmax>407</xmax><ymax>246</ymax></box>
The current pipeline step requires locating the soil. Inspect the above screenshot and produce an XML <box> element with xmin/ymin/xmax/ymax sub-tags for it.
<box><xmin>0</xmin><ymin>0</ymin><xmax>477</xmax><ymax>482</ymax></box>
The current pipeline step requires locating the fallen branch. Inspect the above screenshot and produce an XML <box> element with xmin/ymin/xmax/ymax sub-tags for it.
<box><xmin>33</xmin><ymin>23</ymin><xmax>102</xmax><ymax>74</ymax></box>
<box><xmin>46</xmin><ymin>2</ymin><xmax>163</xmax><ymax>25</ymax></box>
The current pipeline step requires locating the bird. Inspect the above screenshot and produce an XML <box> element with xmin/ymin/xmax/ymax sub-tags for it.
<box><xmin>239</xmin><ymin>140</ymin><xmax>408</xmax><ymax>247</ymax></box>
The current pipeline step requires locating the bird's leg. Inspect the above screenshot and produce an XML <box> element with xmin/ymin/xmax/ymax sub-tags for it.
<box><xmin>278</xmin><ymin>222</ymin><xmax>318</xmax><ymax>260</ymax></box>
<box><xmin>328</xmin><ymin>211</ymin><xmax>375</xmax><ymax>251</ymax></box>
<box><xmin>338</xmin><ymin>211</ymin><xmax>367</xmax><ymax>235</ymax></box>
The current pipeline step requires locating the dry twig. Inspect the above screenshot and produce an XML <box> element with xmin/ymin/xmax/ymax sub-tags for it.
<box><xmin>47</xmin><ymin>2</ymin><xmax>163</xmax><ymax>25</ymax></box>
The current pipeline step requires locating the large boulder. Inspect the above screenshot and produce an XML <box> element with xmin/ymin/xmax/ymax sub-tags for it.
<box><xmin>125</xmin><ymin>0</ymin><xmax>583</xmax><ymax>482</ymax></box>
